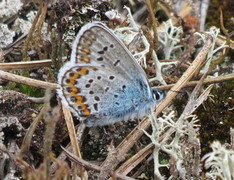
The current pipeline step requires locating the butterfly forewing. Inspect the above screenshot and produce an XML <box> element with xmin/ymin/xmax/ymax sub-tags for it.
<box><xmin>71</xmin><ymin>23</ymin><xmax>149</xmax><ymax>85</ymax></box>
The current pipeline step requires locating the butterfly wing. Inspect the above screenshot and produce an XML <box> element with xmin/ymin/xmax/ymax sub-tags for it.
<box><xmin>57</xmin><ymin>62</ymin><xmax>156</xmax><ymax>126</ymax></box>
<box><xmin>57</xmin><ymin>22</ymin><xmax>161</xmax><ymax>126</ymax></box>
<box><xmin>70</xmin><ymin>22</ymin><xmax>149</xmax><ymax>83</ymax></box>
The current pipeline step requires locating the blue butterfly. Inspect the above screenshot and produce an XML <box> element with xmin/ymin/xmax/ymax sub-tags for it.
<box><xmin>57</xmin><ymin>22</ymin><xmax>164</xmax><ymax>127</ymax></box>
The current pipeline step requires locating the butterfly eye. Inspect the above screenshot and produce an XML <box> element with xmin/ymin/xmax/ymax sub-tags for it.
<box><xmin>155</xmin><ymin>92</ymin><xmax>160</xmax><ymax>100</ymax></box>
<box><xmin>152</xmin><ymin>89</ymin><xmax>165</xmax><ymax>102</ymax></box>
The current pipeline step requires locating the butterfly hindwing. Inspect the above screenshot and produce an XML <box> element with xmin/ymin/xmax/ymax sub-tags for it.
<box><xmin>57</xmin><ymin>62</ymin><xmax>155</xmax><ymax>126</ymax></box>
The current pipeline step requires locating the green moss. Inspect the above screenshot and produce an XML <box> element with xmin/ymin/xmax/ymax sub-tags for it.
<box><xmin>196</xmin><ymin>81</ymin><xmax>233</xmax><ymax>155</ymax></box>
<box><xmin>206</xmin><ymin>0</ymin><xmax>234</xmax><ymax>32</ymax></box>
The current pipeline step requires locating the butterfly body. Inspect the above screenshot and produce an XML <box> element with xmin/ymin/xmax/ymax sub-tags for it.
<box><xmin>57</xmin><ymin>22</ymin><xmax>164</xmax><ymax>127</ymax></box>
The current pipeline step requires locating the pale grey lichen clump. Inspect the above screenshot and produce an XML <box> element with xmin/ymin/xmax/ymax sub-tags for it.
<box><xmin>158</xmin><ymin>20</ymin><xmax>183</xmax><ymax>60</ymax></box>
<box><xmin>0</xmin><ymin>116</ymin><xmax>24</xmax><ymax>144</ymax></box>
<box><xmin>0</xmin><ymin>0</ymin><xmax>23</xmax><ymax>17</ymax></box>
<box><xmin>202</xmin><ymin>140</ymin><xmax>234</xmax><ymax>180</ymax></box>
<box><xmin>13</xmin><ymin>11</ymin><xmax>37</xmax><ymax>35</ymax></box>
<box><xmin>0</xmin><ymin>0</ymin><xmax>48</xmax><ymax>49</ymax></box>
<box><xmin>195</xmin><ymin>27</ymin><xmax>228</xmax><ymax>74</ymax></box>
<box><xmin>0</xmin><ymin>24</ymin><xmax>15</xmax><ymax>49</ymax></box>
<box><xmin>0</xmin><ymin>0</ymin><xmax>22</xmax><ymax>48</ymax></box>
<box><xmin>144</xmin><ymin>111</ymin><xmax>201</xmax><ymax>179</ymax></box>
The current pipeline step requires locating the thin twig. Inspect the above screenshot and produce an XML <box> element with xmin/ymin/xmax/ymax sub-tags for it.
<box><xmin>35</xmin><ymin>1</ymin><xmax>48</xmax><ymax>60</ymax></box>
<box><xmin>155</xmin><ymin>73</ymin><xmax>234</xmax><ymax>90</ymax></box>
<box><xmin>0</xmin><ymin>59</ymin><xmax>53</xmax><ymax>70</ymax></box>
<box><xmin>209</xmin><ymin>7</ymin><xmax>230</xmax><ymax>71</ymax></box>
<box><xmin>0</xmin><ymin>70</ymin><xmax>232</xmax><ymax>93</ymax></box>
<box><xmin>0</xmin><ymin>70</ymin><xmax>58</xmax><ymax>90</ymax></box>
<box><xmin>145</xmin><ymin>0</ymin><xmax>159</xmax><ymax>51</ymax></box>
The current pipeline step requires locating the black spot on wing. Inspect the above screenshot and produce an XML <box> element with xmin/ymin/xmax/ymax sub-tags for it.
<box><xmin>109</xmin><ymin>76</ymin><xmax>115</xmax><ymax>80</ymax></box>
<box><xmin>105</xmin><ymin>87</ymin><xmax>110</xmax><ymax>92</ymax></box>
<box><xmin>110</xmin><ymin>44</ymin><xmax>114</xmax><ymax>48</ymax></box>
<box><xmin>103</xmin><ymin>46</ymin><xmax>108</xmax><ymax>51</ymax></box>
<box><xmin>85</xmin><ymin>84</ymin><xmax>91</xmax><ymax>88</ymax></box>
<box><xmin>97</xmin><ymin>57</ymin><xmax>103</xmax><ymax>61</ymax></box>
<box><xmin>93</xmin><ymin>103</ymin><xmax>98</xmax><ymax>111</ymax></box>
<box><xmin>94</xmin><ymin>96</ymin><xmax>100</xmax><ymax>101</ymax></box>
<box><xmin>114</xmin><ymin>60</ymin><xmax>120</xmax><ymax>66</ymax></box>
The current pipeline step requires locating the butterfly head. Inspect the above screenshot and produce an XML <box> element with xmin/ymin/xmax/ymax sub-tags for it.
<box><xmin>151</xmin><ymin>88</ymin><xmax>165</xmax><ymax>103</ymax></box>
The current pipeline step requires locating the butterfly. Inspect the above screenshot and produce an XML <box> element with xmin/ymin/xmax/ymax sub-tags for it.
<box><xmin>57</xmin><ymin>22</ymin><xmax>164</xmax><ymax>127</ymax></box>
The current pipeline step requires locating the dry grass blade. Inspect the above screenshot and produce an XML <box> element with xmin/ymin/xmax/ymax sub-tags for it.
<box><xmin>61</xmin><ymin>146</ymin><xmax>135</xmax><ymax>180</ymax></box>
<box><xmin>155</xmin><ymin>73</ymin><xmax>234</xmax><ymax>90</ymax></box>
<box><xmin>0</xmin><ymin>60</ymin><xmax>52</xmax><ymax>71</ymax></box>
<box><xmin>0</xmin><ymin>70</ymin><xmax>58</xmax><ymax>90</ymax></box>
<box><xmin>0</xmin><ymin>65</ymin><xmax>232</xmax><ymax>92</ymax></box>
<box><xmin>62</xmin><ymin>105</ymin><xmax>85</xmax><ymax>177</ymax></box>
<box><xmin>216</xmin><ymin>35</ymin><xmax>234</xmax><ymax>50</ymax></box>
<box><xmin>19</xmin><ymin>106</ymin><xmax>45</xmax><ymax>157</ymax></box>
<box><xmin>116</xmin><ymin>143</ymin><xmax>154</xmax><ymax>175</ymax></box>
<box><xmin>177</xmin><ymin>73</ymin><xmax>214</xmax><ymax>122</ymax></box>
<box><xmin>62</xmin><ymin>106</ymin><xmax>81</xmax><ymax>158</ymax></box>
<box><xmin>61</xmin><ymin>146</ymin><xmax>102</xmax><ymax>172</ymax></box>
<box><xmin>22</xmin><ymin>1</ymin><xmax>43</xmax><ymax>62</ymax></box>
<box><xmin>19</xmin><ymin>90</ymin><xmax>53</xmax><ymax>157</ymax></box>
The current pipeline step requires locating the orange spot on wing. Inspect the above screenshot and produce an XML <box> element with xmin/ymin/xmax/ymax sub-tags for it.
<box><xmin>72</xmin><ymin>87</ymin><xmax>78</xmax><ymax>93</ymax></box>
<box><xmin>83</xmin><ymin>47</ymin><xmax>90</xmax><ymax>54</ymax></box>
<box><xmin>78</xmin><ymin>104</ymin><xmax>91</xmax><ymax>116</ymax></box>
<box><xmin>80</xmin><ymin>104</ymin><xmax>90</xmax><ymax>116</ymax></box>
<box><xmin>83</xmin><ymin>109</ymin><xmax>90</xmax><ymax>115</ymax></box>
<box><xmin>68</xmin><ymin>73</ymin><xmax>80</xmax><ymax>86</ymax></box>
<box><xmin>76</xmin><ymin>96</ymin><xmax>83</xmax><ymax>104</ymax></box>
<box><xmin>81</xmin><ymin>104</ymin><xmax>87</xmax><ymax>109</ymax></box>
<box><xmin>79</xmin><ymin>68</ymin><xmax>88</xmax><ymax>75</ymax></box>
<box><xmin>83</xmin><ymin>56</ymin><xmax>90</xmax><ymax>63</ymax></box>
<box><xmin>70</xmin><ymin>95</ymin><xmax>83</xmax><ymax>104</ymax></box>
<box><xmin>69</xmin><ymin>87</ymin><xmax>79</xmax><ymax>95</ymax></box>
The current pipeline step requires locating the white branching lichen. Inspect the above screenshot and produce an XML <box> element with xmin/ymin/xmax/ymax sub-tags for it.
<box><xmin>202</xmin><ymin>141</ymin><xmax>234</xmax><ymax>180</ymax></box>
<box><xmin>114</xmin><ymin>7</ymin><xmax>146</xmax><ymax>65</ymax></box>
<box><xmin>105</xmin><ymin>9</ymin><xmax>121</xmax><ymax>21</ymax></box>
<box><xmin>158</xmin><ymin>20</ymin><xmax>183</xmax><ymax>60</ymax></box>
<box><xmin>142</xmin><ymin>109</ymin><xmax>201</xmax><ymax>179</ymax></box>
<box><xmin>195</xmin><ymin>27</ymin><xmax>228</xmax><ymax>73</ymax></box>
<box><xmin>114</xmin><ymin>6</ymin><xmax>183</xmax><ymax>85</ymax></box>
